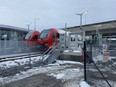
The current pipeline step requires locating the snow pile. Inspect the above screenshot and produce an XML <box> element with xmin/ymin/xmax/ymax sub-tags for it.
<box><xmin>48</xmin><ymin>60</ymin><xmax>83</xmax><ymax>66</ymax></box>
<box><xmin>0</xmin><ymin>61</ymin><xmax>19</xmax><ymax>69</ymax></box>
<box><xmin>0</xmin><ymin>56</ymin><xmax>42</xmax><ymax>69</ymax></box>
<box><xmin>55</xmin><ymin>60</ymin><xmax>83</xmax><ymax>65</ymax></box>
<box><xmin>64</xmin><ymin>50</ymin><xmax>69</xmax><ymax>52</ymax></box>
<box><xmin>63</xmin><ymin>50</ymin><xmax>82</xmax><ymax>56</ymax></box>
<box><xmin>73</xmin><ymin>50</ymin><xmax>82</xmax><ymax>53</ymax></box>
<box><xmin>93</xmin><ymin>53</ymin><xmax>112</xmax><ymax>63</ymax></box>
<box><xmin>0</xmin><ymin>55</ymin><xmax>82</xmax><ymax>69</ymax></box>
<box><xmin>80</xmin><ymin>81</ymin><xmax>91</xmax><ymax>87</ymax></box>
<box><xmin>64</xmin><ymin>50</ymin><xmax>82</xmax><ymax>53</ymax></box>
<box><xmin>107</xmin><ymin>38</ymin><xmax>116</xmax><ymax>40</ymax></box>
<box><xmin>50</xmin><ymin>73</ymin><xmax>65</xmax><ymax>79</ymax></box>
<box><xmin>48</xmin><ymin>68</ymin><xmax>82</xmax><ymax>80</ymax></box>
<box><xmin>15</xmin><ymin>56</ymin><xmax>42</xmax><ymax>64</ymax></box>
<box><xmin>93</xmin><ymin>54</ymin><xmax>103</xmax><ymax>62</ymax></box>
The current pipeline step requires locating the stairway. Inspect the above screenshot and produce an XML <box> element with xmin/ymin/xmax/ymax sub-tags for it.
<box><xmin>42</xmin><ymin>44</ymin><xmax>62</xmax><ymax>64</ymax></box>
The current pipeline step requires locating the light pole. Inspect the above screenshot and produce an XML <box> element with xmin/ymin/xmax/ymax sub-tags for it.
<box><xmin>65</xmin><ymin>23</ymin><xmax>67</xmax><ymax>49</ymax></box>
<box><xmin>34</xmin><ymin>18</ymin><xmax>39</xmax><ymax>31</ymax></box>
<box><xmin>76</xmin><ymin>11</ymin><xmax>88</xmax><ymax>41</ymax></box>
<box><xmin>76</xmin><ymin>12</ymin><xmax>88</xmax><ymax>82</ymax></box>
<box><xmin>75</xmin><ymin>11</ymin><xmax>88</xmax><ymax>30</ymax></box>
<box><xmin>27</xmin><ymin>23</ymin><xmax>32</xmax><ymax>31</ymax></box>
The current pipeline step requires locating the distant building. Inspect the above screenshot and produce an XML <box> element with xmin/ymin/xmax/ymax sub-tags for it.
<box><xmin>0</xmin><ymin>24</ymin><xmax>28</xmax><ymax>41</ymax></box>
<box><xmin>63</xmin><ymin>20</ymin><xmax>116</xmax><ymax>36</ymax></box>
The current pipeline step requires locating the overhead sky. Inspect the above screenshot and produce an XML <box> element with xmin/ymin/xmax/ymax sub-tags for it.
<box><xmin>0</xmin><ymin>0</ymin><xmax>116</xmax><ymax>31</ymax></box>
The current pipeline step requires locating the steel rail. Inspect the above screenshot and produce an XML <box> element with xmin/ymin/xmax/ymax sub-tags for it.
<box><xmin>0</xmin><ymin>52</ymin><xmax>42</xmax><ymax>62</ymax></box>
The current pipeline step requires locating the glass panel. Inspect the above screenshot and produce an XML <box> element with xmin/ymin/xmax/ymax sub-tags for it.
<box><xmin>39</xmin><ymin>29</ymin><xmax>51</xmax><ymax>39</ymax></box>
<box><xmin>70</xmin><ymin>35</ymin><xmax>75</xmax><ymax>41</ymax></box>
<box><xmin>25</xmin><ymin>31</ymin><xmax>33</xmax><ymax>40</ymax></box>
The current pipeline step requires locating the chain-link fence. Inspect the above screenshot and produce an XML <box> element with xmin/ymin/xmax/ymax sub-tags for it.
<box><xmin>85</xmin><ymin>37</ymin><xmax>116</xmax><ymax>87</ymax></box>
<box><xmin>0</xmin><ymin>40</ymin><xmax>40</xmax><ymax>56</ymax></box>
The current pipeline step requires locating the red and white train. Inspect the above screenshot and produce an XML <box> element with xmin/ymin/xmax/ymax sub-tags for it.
<box><xmin>24</xmin><ymin>28</ymin><xmax>59</xmax><ymax>50</ymax></box>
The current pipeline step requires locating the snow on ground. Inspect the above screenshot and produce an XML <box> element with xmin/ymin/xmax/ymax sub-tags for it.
<box><xmin>107</xmin><ymin>38</ymin><xmax>116</xmax><ymax>40</ymax></box>
<box><xmin>0</xmin><ymin>56</ymin><xmax>42</xmax><ymax>69</ymax></box>
<box><xmin>80</xmin><ymin>81</ymin><xmax>91</xmax><ymax>87</ymax></box>
<box><xmin>93</xmin><ymin>54</ymin><xmax>103</xmax><ymax>62</ymax></box>
<box><xmin>64</xmin><ymin>50</ymin><xmax>82</xmax><ymax>53</ymax></box>
<box><xmin>47</xmin><ymin>63</ymin><xmax>84</xmax><ymax>87</ymax></box>
<box><xmin>0</xmin><ymin>61</ymin><xmax>19</xmax><ymax>69</ymax></box>
<box><xmin>0</xmin><ymin>55</ymin><xmax>83</xmax><ymax>69</ymax></box>
<box><xmin>55</xmin><ymin>60</ymin><xmax>83</xmax><ymax>65</ymax></box>
<box><xmin>0</xmin><ymin>52</ymin><xmax>115</xmax><ymax>87</ymax></box>
<box><xmin>0</xmin><ymin>65</ymin><xmax>67</xmax><ymax>84</ymax></box>
<box><xmin>0</xmin><ymin>62</ymin><xmax>67</xmax><ymax>84</ymax></box>
<box><xmin>63</xmin><ymin>49</ymin><xmax>82</xmax><ymax>56</ymax></box>
<box><xmin>0</xmin><ymin>57</ymin><xmax>90</xmax><ymax>87</ymax></box>
<box><xmin>93</xmin><ymin>53</ymin><xmax>116</xmax><ymax>63</ymax></box>
<box><xmin>0</xmin><ymin>51</ymin><xmax>91</xmax><ymax>87</ymax></box>
<box><xmin>48</xmin><ymin>68</ymin><xmax>90</xmax><ymax>87</ymax></box>
<box><xmin>48</xmin><ymin>68</ymin><xmax>82</xmax><ymax>80</ymax></box>
<box><xmin>15</xmin><ymin>56</ymin><xmax>42</xmax><ymax>64</ymax></box>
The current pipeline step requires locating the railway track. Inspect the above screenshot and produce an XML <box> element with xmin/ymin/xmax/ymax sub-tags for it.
<box><xmin>0</xmin><ymin>52</ymin><xmax>43</xmax><ymax>62</ymax></box>
<box><xmin>0</xmin><ymin>44</ymin><xmax>61</xmax><ymax>64</ymax></box>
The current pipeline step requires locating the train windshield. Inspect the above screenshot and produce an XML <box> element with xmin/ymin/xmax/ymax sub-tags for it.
<box><xmin>25</xmin><ymin>31</ymin><xmax>33</xmax><ymax>40</ymax></box>
<box><xmin>39</xmin><ymin>29</ymin><xmax>51</xmax><ymax>39</ymax></box>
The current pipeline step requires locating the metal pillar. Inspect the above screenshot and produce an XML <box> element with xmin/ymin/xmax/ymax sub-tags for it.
<box><xmin>84</xmin><ymin>41</ymin><xmax>87</xmax><ymax>81</ymax></box>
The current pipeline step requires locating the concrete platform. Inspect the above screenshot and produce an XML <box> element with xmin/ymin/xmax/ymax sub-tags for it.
<box><xmin>59</xmin><ymin>51</ymin><xmax>83</xmax><ymax>62</ymax></box>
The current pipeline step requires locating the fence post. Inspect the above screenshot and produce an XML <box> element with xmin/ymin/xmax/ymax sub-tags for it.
<box><xmin>4</xmin><ymin>39</ymin><xmax>7</xmax><ymax>55</ymax></box>
<box><xmin>89</xmin><ymin>43</ymin><xmax>93</xmax><ymax>63</ymax></box>
<box><xmin>28</xmin><ymin>42</ymin><xmax>31</xmax><ymax>68</ymax></box>
<box><xmin>84</xmin><ymin>41</ymin><xmax>87</xmax><ymax>81</ymax></box>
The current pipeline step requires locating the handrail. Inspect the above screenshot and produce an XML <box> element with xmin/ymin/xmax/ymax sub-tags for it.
<box><xmin>41</xmin><ymin>43</ymin><xmax>60</xmax><ymax>64</ymax></box>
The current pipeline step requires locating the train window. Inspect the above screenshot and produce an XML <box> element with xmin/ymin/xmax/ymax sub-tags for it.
<box><xmin>52</xmin><ymin>33</ymin><xmax>56</xmax><ymax>38</ymax></box>
<box><xmin>25</xmin><ymin>31</ymin><xmax>33</xmax><ymax>40</ymax></box>
<box><xmin>39</xmin><ymin>29</ymin><xmax>50</xmax><ymax>39</ymax></box>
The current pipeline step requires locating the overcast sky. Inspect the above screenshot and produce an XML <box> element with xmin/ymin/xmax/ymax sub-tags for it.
<box><xmin>0</xmin><ymin>0</ymin><xmax>116</xmax><ymax>31</ymax></box>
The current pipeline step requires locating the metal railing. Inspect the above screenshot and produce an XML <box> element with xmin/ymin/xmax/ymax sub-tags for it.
<box><xmin>41</xmin><ymin>43</ymin><xmax>62</xmax><ymax>64</ymax></box>
<box><xmin>0</xmin><ymin>40</ymin><xmax>40</xmax><ymax>56</ymax></box>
